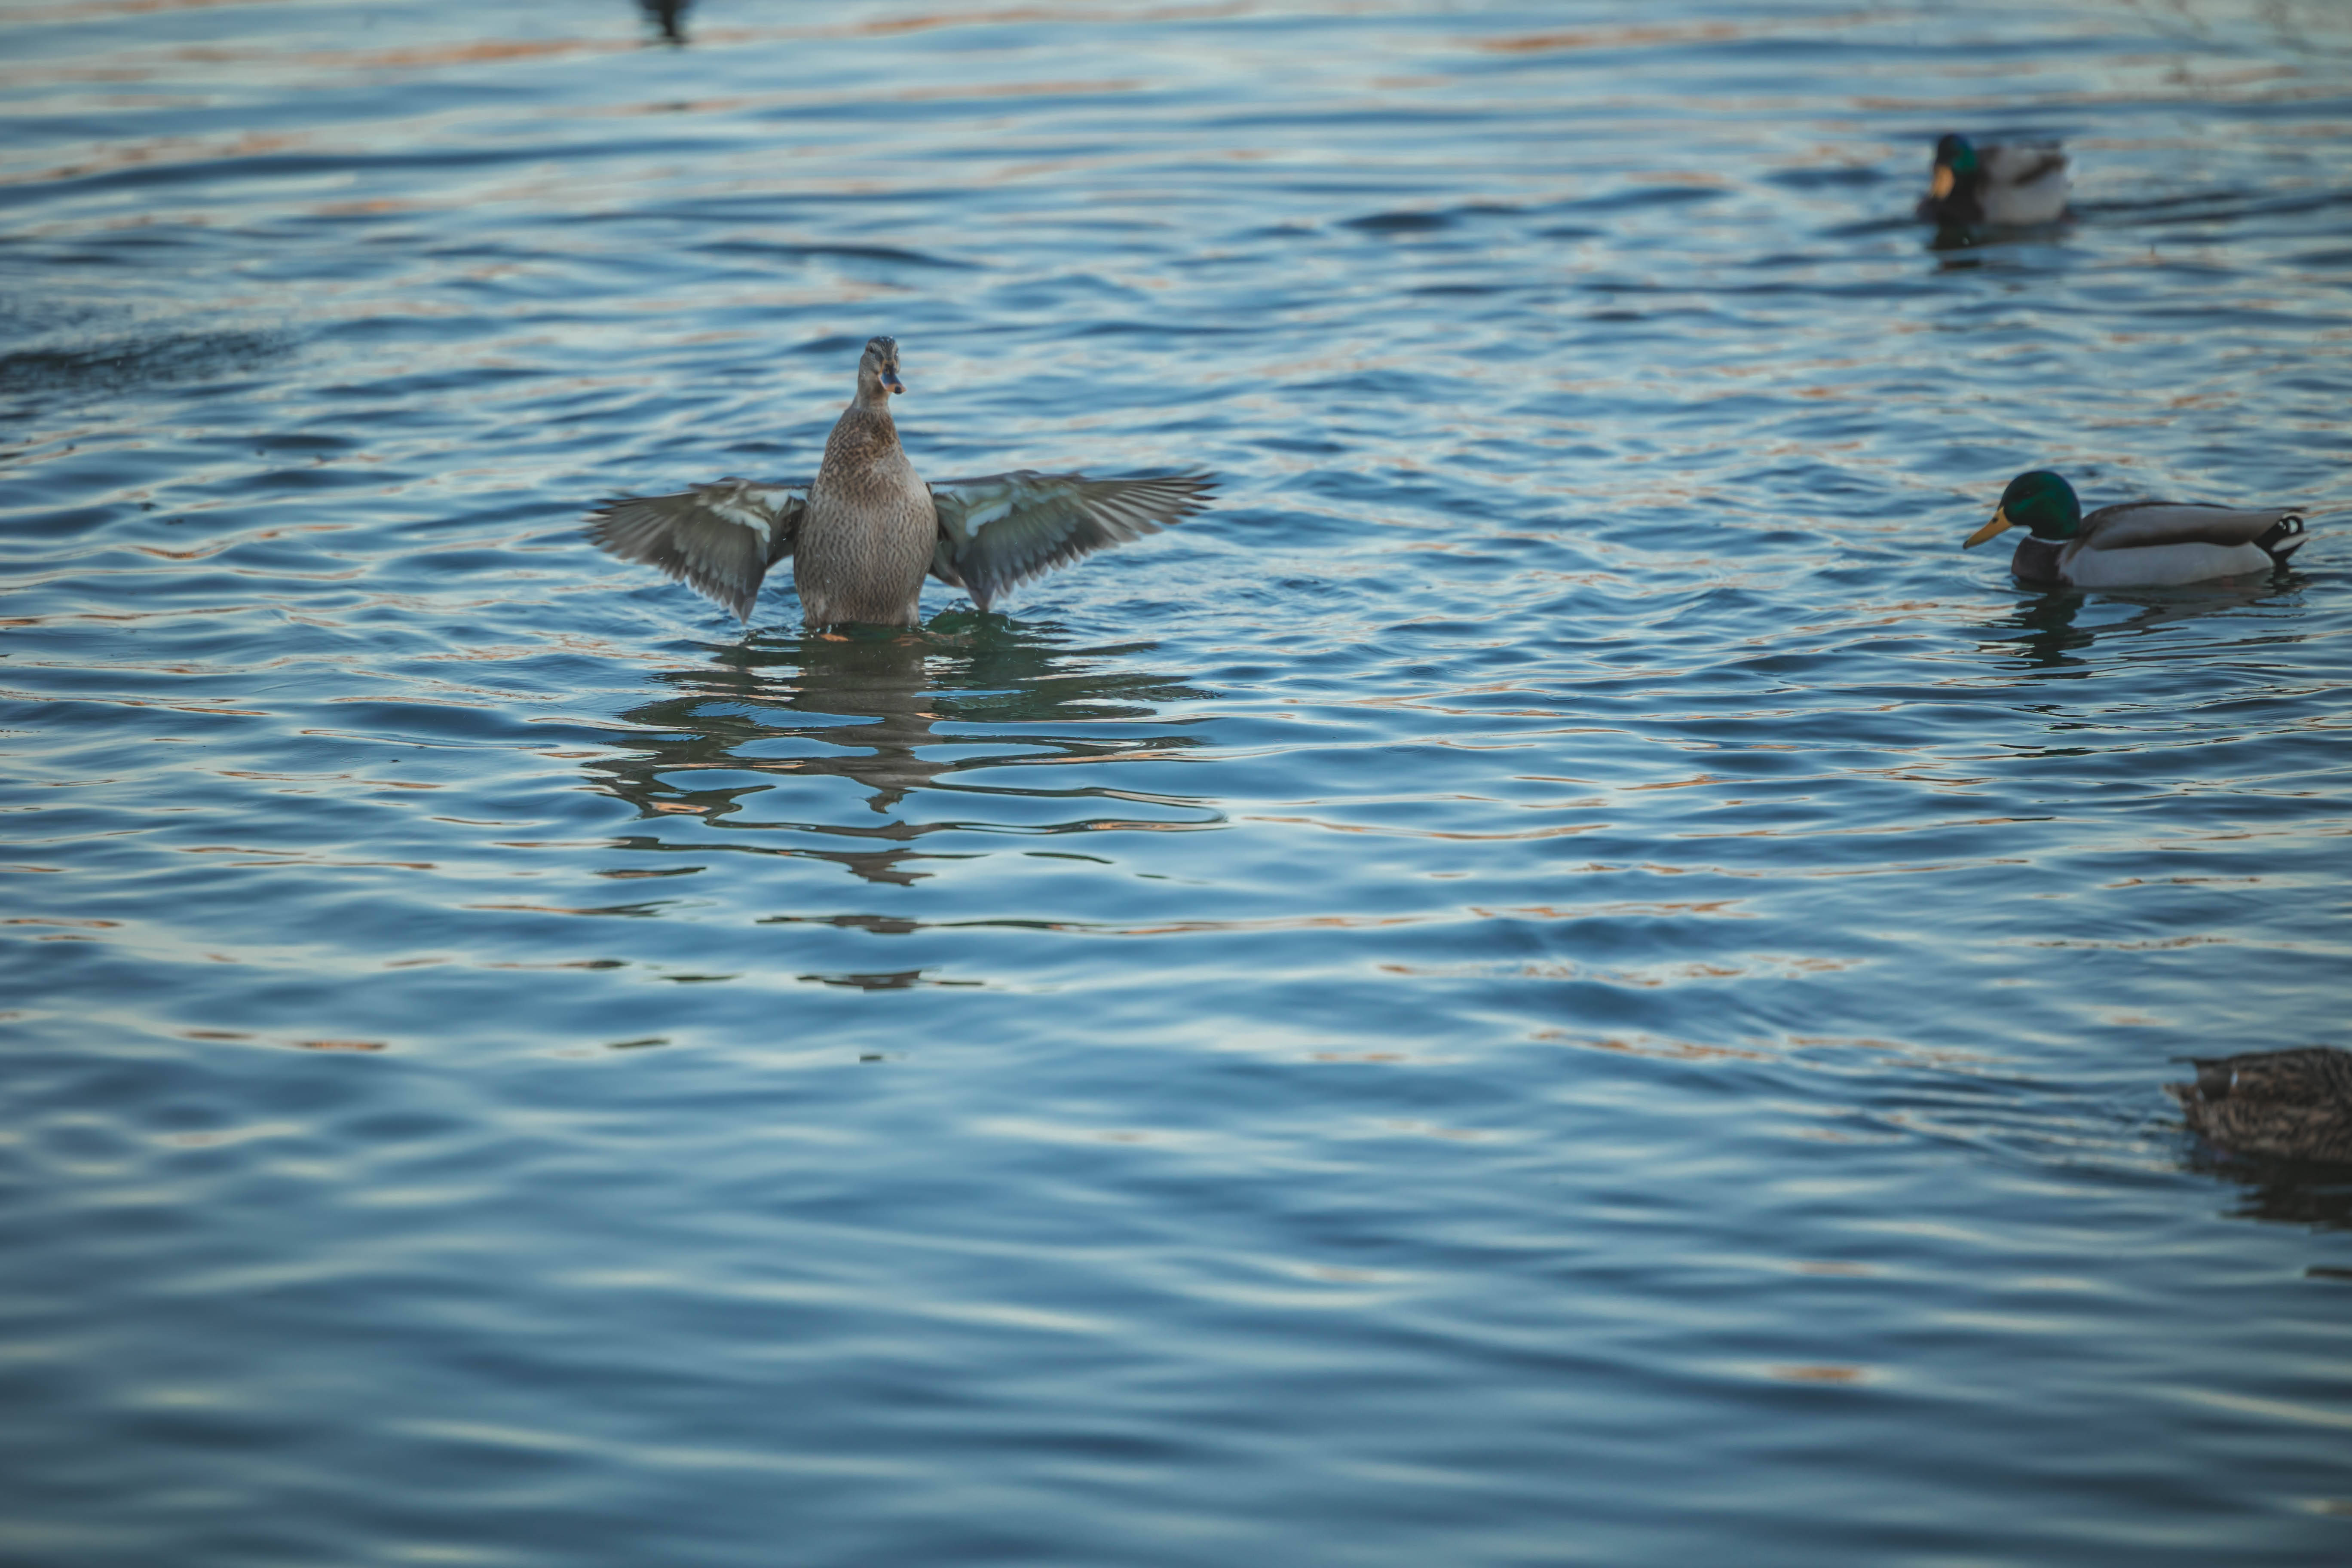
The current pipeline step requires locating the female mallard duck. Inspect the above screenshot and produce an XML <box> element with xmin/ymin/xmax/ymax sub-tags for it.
<box><xmin>588</xmin><ymin>337</ymin><xmax>1214</xmax><ymax>627</ymax></box>
<box><xmin>1917</xmin><ymin>133</ymin><xmax>2069</xmax><ymax>227</ymax></box>
<box><xmin>2167</xmin><ymin>1047</ymin><xmax>2352</xmax><ymax>1164</ymax></box>
<box><xmin>1964</xmin><ymin>470</ymin><xmax>2309</xmax><ymax>588</ymax></box>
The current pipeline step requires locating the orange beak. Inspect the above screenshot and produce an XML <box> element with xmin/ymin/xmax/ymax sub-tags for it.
<box><xmin>1963</xmin><ymin>506</ymin><xmax>2014</xmax><ymax>550</ymax></box>
<box><xmin>1930</xmin><ymin>166</ymin><xmax>1954</xmax><ymax>202</ymax></box>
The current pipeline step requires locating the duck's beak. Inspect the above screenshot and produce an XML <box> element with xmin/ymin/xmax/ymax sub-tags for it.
<box><xmin>1963</xmin><ymin>506</ymin><xmax>2014</xmax><ymax>550</ymax></box>
<box><xmin>883</xmin><ymin>370</ymin><xmax>904</xmax><ymax>394</ymax></box>
<box><xmin>1930</xmin><ymin>166</ymin><xmax>1954</xmax><ymax>201</ymax></box>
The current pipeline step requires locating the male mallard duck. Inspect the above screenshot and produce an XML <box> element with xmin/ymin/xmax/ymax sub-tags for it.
<box><xmin>588</xmin><ymin>337</ymin><xmax>1214</xmax><ymax>627</ymax></box>
<box><xmin>1964</xmin><ymin>470</ymin><xmax>2309</xmax><ymax>588</ymax></box>
<box><xmin>1917</xmin><ymin>133</ymin><xmax>2069</xmax><ymax>227</ymax></box>
<box><xmin>2167</xmin><ymin>1047</ymin><xmax>2352</xmax><ymax>1164</ymax></box>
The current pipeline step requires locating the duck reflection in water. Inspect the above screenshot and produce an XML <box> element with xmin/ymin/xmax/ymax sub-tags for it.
<box><xmin>585</xmin><ymin>619</ymin><xmax>1210</xmax><ymax>888</ymax></box>
<box><xmin>1983</xmin><ymin>577</ymin><xmax>2301</xmax><ymax>675</ymax></box>
<box><xmin>2181</xmin><ymin>1143</ymin><xmax>2352</xmax><ymax>1237</ymax></box>
<box><xmin>2002</xmin><ymin>589</ymin><xmax>2094</xmax><ymax>670</ymax></box>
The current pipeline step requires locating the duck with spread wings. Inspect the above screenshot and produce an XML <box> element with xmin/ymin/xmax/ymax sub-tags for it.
<box><xmin>588</xmin><ymin>337</ymin><xmax>1215</xmax><ymax>628</ymax></box>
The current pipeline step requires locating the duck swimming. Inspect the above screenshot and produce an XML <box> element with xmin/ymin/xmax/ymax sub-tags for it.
<box><xmin>588</xmin><ymin>337</ymin><xmax>1214</xmax><ymax>628</ymax></box>
<box><xmin>1917</xmin><ymin>133</ymin><xmax>2069</xmax><ymax>228</ymax></box>
<box><xmin>1964</xmin><ymin>470</ymin><xmax>2309</xmax><ymax>588</ymax></box>
<box><xmin>2167</xmin><ymin>1047</ymin><xmax>2352</xmax><ymax>1164</ymax></box>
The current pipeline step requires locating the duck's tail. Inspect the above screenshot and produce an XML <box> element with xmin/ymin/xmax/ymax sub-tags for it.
<box><xmin>2256</xmin><ymin>512</ymin><xmax>2307</xmax><ymax>567</ymax></box>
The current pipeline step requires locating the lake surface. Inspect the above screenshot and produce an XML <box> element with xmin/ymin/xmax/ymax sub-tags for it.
<box><xmin>4</xmin><ymin>0</ymin><xmax>2351</xmax><ymax>1562</ymax></box>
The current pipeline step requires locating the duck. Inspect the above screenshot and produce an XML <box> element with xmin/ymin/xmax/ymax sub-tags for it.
<box><xmin>1917</xmin><ymin>133</ymin><xmax>2069</xmax><ymax>227</ymax></box>
<box><xmin>2166</xmin><ymin>1047</ymin><xmax>2352</xmax><ymax>1164</ymax></box>
<box><xmin>1963</xmin><ymin>470</ymin><xmax>2309</xmax><ymax>588</ymax></box>
<box><xmin>587</xmin><ymin>336</ymin><xmax>1214</xmax><ymax>628</ymax></box>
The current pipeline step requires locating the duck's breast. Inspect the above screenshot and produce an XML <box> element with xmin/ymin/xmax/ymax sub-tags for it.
<box><xmin>799</xmin><ymin>444</ymin><xmax>938</xmax><ymax>625</ymax></box>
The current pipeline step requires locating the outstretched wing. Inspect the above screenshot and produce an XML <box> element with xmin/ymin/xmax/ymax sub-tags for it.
<box><xmin>585</xmin><ymin>477</ymin><xmax>810</xmax><ymax>622</ymax></box>
<box><xmin>927</xmin><ymin>470</ymin><xmax>1215</xmax><ymax>612</ymax></box>
<box><xmin>2082</xmin><ymin>501</ymin><xmax>2304</xmax><ymax>554</ymax></box>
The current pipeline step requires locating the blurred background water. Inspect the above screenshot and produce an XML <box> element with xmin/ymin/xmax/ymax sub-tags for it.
<box><xmin>4</xmin><ymin>0</ymin><xmax>2351</xmax><ymax>1562</ymax></box>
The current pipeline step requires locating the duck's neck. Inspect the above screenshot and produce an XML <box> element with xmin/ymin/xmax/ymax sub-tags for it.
<box><xmin>824</xmin><ymin>393</ymin><xmax>901</xmax><ymax>475</ymax></box>
<box><xmin>2012</xmin><ymin>535</ymin><xmax>2064</xmax><ymax>586</ymax></box>
<box><xmin>854</xmin><ymin>364</ymin><xmax>898</xmax><ymax>410</ymax></box>
<box><xmin>849</xmin><ymin>374</ymin><xmax>899</xmax><ymax>426</ymax></box>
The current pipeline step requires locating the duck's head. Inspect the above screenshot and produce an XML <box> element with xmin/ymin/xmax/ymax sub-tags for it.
<box><xmin>858</xmin><ymin>336</ymin><xmax>904</xmax><ymax>401</ymax></box>
<box><xmin>1929</xmin><ymin>133</ymin><xmax>1979</xmax><ymax>202</ymax></box>
<box><xmin>1966</xmin><ymin>469</ymin><xmax>2082</xmax><ymax>549</ymax></box>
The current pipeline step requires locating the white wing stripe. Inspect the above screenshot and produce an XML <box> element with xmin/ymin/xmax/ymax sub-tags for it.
<box><xmin>964</xmin><ymin>499</ymin><xmax>1018</xmax><ymax>534</ymax></box>
<box><xmin>709</xmin><ymin>500</ymin><xmax>776</xmax><ymax>541</ymax></box>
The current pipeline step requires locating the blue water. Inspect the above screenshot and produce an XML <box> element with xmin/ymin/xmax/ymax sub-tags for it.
<box><xmin>4</xmin><ymin>1</ymin><xmax>2351</xmax><ymax>1562</ymax></box>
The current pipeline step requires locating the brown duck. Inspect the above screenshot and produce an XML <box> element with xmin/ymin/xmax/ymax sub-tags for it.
<box><xmin>2166</xmin><ymin>1047</ymin><xmax>2352</xmax><ymax>1163</ymax></box>
<box><xmin>586</xmin><ymin>336</ymin><xmax>1214</xmax><ymax>628</ymax></box>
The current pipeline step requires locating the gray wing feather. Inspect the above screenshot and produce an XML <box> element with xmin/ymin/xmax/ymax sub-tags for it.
<box><xmin>585</xmin><ymin>478</ymin><xmax>809</xmax><ymax>622</ymax></box>
<box><xmin>1978</xmin><ymin>143</ymin><xmax>2069</xmax><ymax>224</ymax></box>
<box><xmin>2082</xmin><ymin>501</ymin><xmax>2305</xmax><ymax>554</ymax></box>
<box><xmin>1984</xmin><ymin>143</ymin><xmax>2067</xmax><ymax>187</ymax></box>
<box><xmin>928</xmin><ymin>470</ymin><xmax>1215</xmax><ymax>612</ymax></box>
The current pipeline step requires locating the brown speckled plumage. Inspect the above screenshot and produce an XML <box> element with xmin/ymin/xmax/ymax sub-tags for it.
<box><xmin>796</xmin><ymin>346</ymin><xmax>936</xmax><ymax>627</ymax></box>
<box><xmin>2166</xmin><ymin>1047</ymin><xmax>2352</xmax><ymax>1164</ymax></box>
<box><xmin>586</xmin><ymin>335</ymin><xmax>1214</xmax><ymax>629</ymax></box>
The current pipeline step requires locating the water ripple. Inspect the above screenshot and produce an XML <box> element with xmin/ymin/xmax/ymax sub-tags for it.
<box><xmin>4</xmin><ymin>0</ymin><xmax>2352</xmax><ymax>1564</ymax></box>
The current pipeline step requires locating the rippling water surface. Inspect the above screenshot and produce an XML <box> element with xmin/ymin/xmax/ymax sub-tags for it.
<box><xmin>5</xmin><ymin>1</ymin><xmax>2352</xmax><ymax>1561</ymax></box>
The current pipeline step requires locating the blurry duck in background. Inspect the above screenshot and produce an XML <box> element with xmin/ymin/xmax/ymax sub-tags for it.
<box><xmin>588</xmin><ymin>336</ymin><xmax>1214</xmax><ymax>629</ymax></box>
<box><xmin>1964</xmin><ymin>470</ymin><xmax>2310</xmax><ymax>588</ymax></box>
<box><xmin>1917</xmin><ymin>134</ymin><xmax>2070</xmax><ymax>227</ymax></box>
<box><xmin>2168</xmin><ymin>1048</ymin><xmax>2352</xmax><ymax>1165</ymax></box>
<box><xmin>638</xmin><ymin>0</ymin><xmax>689</xmax><ymax>45</ymax></box>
